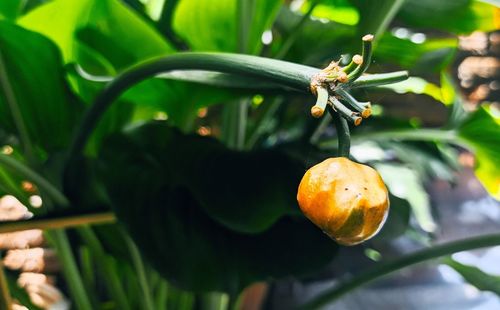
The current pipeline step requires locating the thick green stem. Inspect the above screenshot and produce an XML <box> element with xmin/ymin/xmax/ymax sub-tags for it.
<box><xmin>0</xmin><ymin>211</ymin><xmax>115</xmax><ymax>234</ymax></box>
<box><xmin>347</xmin><ymin>35</ymin><xmax>373</xmax><ymax>82</ymax></box>
<box><xmin>65</xmin><ymin>52</ymin><xmax>317</xmax><ymax>165</ymax></box>
<box><xmin>351</xmin><ymin>71</ymin><xmax>409</xmax><ymax>88</ymax></box>
<box><xmin>46</xmin><ymin>230</ymin><xmax>93</xmax><ymax>310</ymax></box>
<box><xmin>0</xmin><ymin>153</ymin><xmax>69</xmax><ymax>206</ymax></box>
<box><xmin>124</xmin><ymin>233</ymin><xmax>155</xmax><ymax>310</ymax></box>
<box><xmin>300</xmin><ymin>233</ymin><xmax>500</xmax><ymax>309</ymax></box>
<box><xmin>327</xmin><ymin>105</ymin><xmax>350</xmax><ymax>157</ymax></box>
<box><xmin>0</xmin><ymin>50</ymin><xmax>34</xmax><ymax>163</ymax></box>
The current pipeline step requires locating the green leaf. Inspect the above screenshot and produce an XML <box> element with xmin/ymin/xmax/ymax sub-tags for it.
<box><xmin>18</xmin><ymin>0</ymin><xmax>174</xmax><ymax>65</ymax></box>
<box><xmin>375</xmin><ymin>33</ymin><xmax>458</xmax><ymax>73</ymax></box>
<box><xmin>0</xmin><ymin>22</ymin><xmax>84</xmax><ymax>153</ymax></box>
<box><xmin>397</xmin><ymin>0</ymin><xmax>498</xmax><ymax>34</ymax></box>
<box><xmin>458</xmin><ymin>105</ymin><xmax>500</xmax><ymax>200</ymax></box>
<box><xmin>445</xmin><ymin>257</ymin><xmax>500</xmax><ymax>296</ymax></box>
<box><xmin>0</xmin><ymin>0</ymin><xmax>23</xmax><ymax>20</ymax></box>
<box><xmin>350</xmin><ymin>0</ymin><xmax>405</xmax><ymax>39</ymax></box>
<box><xmin>98</xmin><ymin>122</ymin><xmax>337</xmax><ymax>292</ymax></box>
<box><xmin>375</xmin><ymin>163</ymin><xmax>436</xmax><ymax>232</ymax></box>
<box><xmin>173</xmin><ymin>0</ymin><xmax>282</xmax><ymax>54</ymax></box>
<box><xmin>100</xmin><ymin>122</ymin><xmax>303</xmax><ymax>233</ymax></box>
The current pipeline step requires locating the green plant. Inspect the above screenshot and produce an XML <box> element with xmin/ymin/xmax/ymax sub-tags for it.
<box><xmin>0</xmin><ymin>0</ymin><xmax>499</xmax><ymax>309</ymax></box>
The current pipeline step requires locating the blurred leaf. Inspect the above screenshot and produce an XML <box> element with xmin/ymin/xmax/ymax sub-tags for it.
<box><xmin>18</xmin><ymin>0</ymin><xmax>174</xmax><ymax>65</ymax></box>
<box><xmin>373</xmin><ymin>194</ymin><xmax>411</xmax><ymax>241</ymax></box>
<box><xmin>350</xmin><ymin>0</ymin><xmax>405</xmax><ymax>39</ymax></box>
<box><xmin>397</xmin><ymin>0</ymin><xmax>498</xmax><ymax>34</ymax></box>
<box><xmin>99</xmin><ymin>122</ymin><xmax>337</xmax><ymax>292</ymax></box>
<box><xmin>303</xmin><ymin>0</ymin><xmax>359</xmax><ymax>25</ymax></box>
<box><xmin>0</xmin><ymin>22</ymin><xmax>84</xmax><ymax>153</ymax></box>
<box><xmin>173</xmin><ymin>0</ymin><xmax>282</xmax><ymax>54</ymax></box>
<box><xmin>100</xmin><ymin>122</ymin><xmax>303</xmax><ymax>233</ymax></box>
<box><xmin>0</xmin><ymin>0</ymin><xmax>23</xmax><ymax>20</ymax></box>
<box><xmin>375</xmin><ymin>34</ymin><xmax>457</xmax><ymax>73</ymax></box>
<box><xmin>458</xmin><ymin>105</ymin><xmax>500</xmax><ymax>200</ymax></box>
<box><xmin>445</xmin><ymin>257</ymin><xmax>500</xmax><ymax>295</ymax></box>
<box><xmin>375</xmin><ymin>163</ymin><xmax>436</xmax><ymax>232</ymax></box>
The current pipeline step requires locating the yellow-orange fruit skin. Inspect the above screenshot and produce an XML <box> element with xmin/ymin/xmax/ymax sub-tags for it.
<box><xmin>297</xmin><ymin>157</ymin><xmax>389</xmax><ymax>246</ymax></box>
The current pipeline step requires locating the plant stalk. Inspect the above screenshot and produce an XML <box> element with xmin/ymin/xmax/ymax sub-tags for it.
<box><xmin>45</xmin><ymin>230</ymin><xmax>93</xmax><ymax>310</ymax></box>
<box><xmin>0</xmin><ymin>211</ymin><xmax>116</xmax><ymax>234</ymax></box>
<box><xmin>327</xmin><ymin>105</ymin><xmax>350</xmax><ymax>157</ymax></box>
<box><xmin>300</xmin><ymin>233</ymin><xmax>500</xmax><ymax>309</ymax></box>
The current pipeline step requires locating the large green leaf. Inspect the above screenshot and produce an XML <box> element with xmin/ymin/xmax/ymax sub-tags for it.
<box><xmin>445</xmin><ymin>257</ymin><xmax>500</xmax><ymax>296</ymax></box>
<box><xmin>458</xmin><ymin>105</ymin><xmax>500</xmax><ymax>200</ymax></box>
<box><xmin>397</xmin><ymin>0</ymin><xmax>498</xmax><ymax>34</ymax></box>
<box><xmin>350</xmin><ymin>0</ymin><xmax>405</xmax><ymax>39</ymax></box>
<box><xmin>173</xmin><ymin>0</ymin><xmax>282</xmax><ymax>53</ymax></box>
<box><xmin>98</xmin><ymin>122</ymin><xmax>337</xmax><ymax>292</ymax></box>
<box><xmin>375</xmin><ymin>34</ymin><xmax>458</xmax><ymax>73</ymax></box>
<box><xmin>0</xmin><ymin>0</ymin><xmax>24</xmax><ymax>20</ymax></box>
<box><xmin>0</xmin><ymin>22</ymin><xmax>84</xmax><ymax>153</ymax></box>
<box><xmin>18</xmin><ymin>0</ymin><xmax>174</xmax><ymax>65</ymax></box>
<box><xmin>100</xmin><ymin>122</ymin><xmax>303</xmax><ymax>233</ymax></box>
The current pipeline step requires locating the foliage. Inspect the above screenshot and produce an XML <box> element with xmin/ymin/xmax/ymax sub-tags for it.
<box><xmin>0</xmin><ymin>0</ymin><xmax>499</xmax><ymax>309</ymax></box>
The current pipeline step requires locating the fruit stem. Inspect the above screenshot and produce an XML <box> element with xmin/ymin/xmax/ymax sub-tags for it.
<box><xmin>326</xmin><ymin>105</ymin><xmax>350</xmax><ymax>157</ymax></box>
<box><xmin>328</xmin><ymin>97</ymin><xmax>362</xmax><ymax>126</ymax></box>
<box><xmin>335</xmin><ymin>88</ymin><xmax>371</xmax><ymax>118</ymax></box>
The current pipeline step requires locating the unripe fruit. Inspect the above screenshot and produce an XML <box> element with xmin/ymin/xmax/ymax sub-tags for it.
<box><xmin>297</xmin><ymin>157</ymin><xmax>389</xmax><ymax>245</ymax></box>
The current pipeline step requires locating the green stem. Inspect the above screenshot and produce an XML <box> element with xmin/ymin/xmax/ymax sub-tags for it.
<box><xmin>124</xmin><ymin>233</ymin><xmax>155</xmax><ymax>310</ymax></box>
<box><xmin>65</xmin><ymin>52</ymin><xmax>317</xmax><ymax>165</ymax></box>
<box><xmin>347</xmin><ymin>35</ymin><xmax>373</xmax><ymax>82</ymax></box>
<box><xmin>0</xmin><ymin>50</ymin><xmax>34</xmax><ymax>163</ymax></box>
<box><xmin>0</xmin><ymin>254</ymin><xmax>12</xmax><ymax>310</ymax></box>
<box><xmin>0</xmin><ymin>211</ymin><xmax>116</xmax><ymax>234</ymax></box>
<box><xmin>0</xmin><ymin>153</ymin><xmax>69</xmax><ymax>206</ymax></box>
<box><xmin>327</xmin><ymin>105</ymin><xmax>350</xmax><ymax>157</ymax></box>
<box><xmin>351</xmin><ymin>71</ymin><xmax>409</xmax><ymax>88</ymax></box>
<box><xmin>275</xmin><ymin>0</ymin><xmax>320</xmax><ymax>59</ymax></box>
<box><xmin>300</xmin><ymin>233</ymin><xmax>500</xmax><ymax>309</ymax></box>
<box><xmin>78</xmin><ymin>226</ymin><xmax>131</xmax><ymax>310</ymax></box>
<box><xmin>46</xmin><ymin>230</ymin><xmax>93</xmax><ymax>310</ymax></box>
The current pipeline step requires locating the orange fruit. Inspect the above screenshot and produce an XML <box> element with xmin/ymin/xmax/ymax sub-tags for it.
<box><xmin>297</xmin><ymin>157</ymin><xmax>389</xmax><ymax>245</ymax></box>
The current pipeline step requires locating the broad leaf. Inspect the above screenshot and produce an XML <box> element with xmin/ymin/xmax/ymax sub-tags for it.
<box><xmin>0</xmin><ymin>22</ymin><xmax>83</xmax><ymax>153</ymax></box>
<box><xmin>350</xmin><ymin>0</ymin><xmax>405</xmax><ymax>39</ymax></box>
<box><xmin>445</xmin><ymin>257</ymin><xmax>500</xmax><ymax>296</ymax></box>
<box><xmin>397</xmin><ymin>0</ymin><xmax>498</xmax><ymax>34</ymax></box>
<box><xmin>173</xmin><ymin>0</ymin><xmax>282</xmax><ymax>54</ymax></box>
<box><xmin>18</xmin><ymin>0</ymin><xmax>174</xmax><ymax>65</ymax></box>
<box><xmin>99</xmin><ymin>122</ymin><xmax>337</xmax><ymax>292</ymax></box>
<box><xmin>458</xmin><ymin>105</ymin><xmax>500</xmax><ymax>200</ymax></box>
<box><xmin>0</xmin><ymin>0</ymin><xmax>23</xmax><ymax>20</ymax></box>
<box><xmin>375</xmin><ymin>34</ymin><xmax>458</xmax><ymax>73</ymax></box>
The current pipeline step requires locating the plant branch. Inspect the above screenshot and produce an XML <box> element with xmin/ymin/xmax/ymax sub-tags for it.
<box><xmin>351</xmin><ymin>71</ymin><xmax>409</xmax><ymax>88</ymax></box>
<box><xmin>65</xmin><ymin>52</ymin><xmax>318</xmax><ymax>165</ymax></box>
<box><xmin>327</xmin><ymin>105</ymin><xmax>350</xmax><ymax>157</ymax></box>
<box><xmin>0</xmin><ymin>154</ymin><xmax>69</xmax><ymax>206</ymax></box>
<box><xmin>300</xmin><ymin>233</ymin><xmax>500</xmax><ymax>309</ymax></box>
<box><xmin>0</xmin><ymin>212</ymin><xmax>116</xmax><ymax>234</ymax></box>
